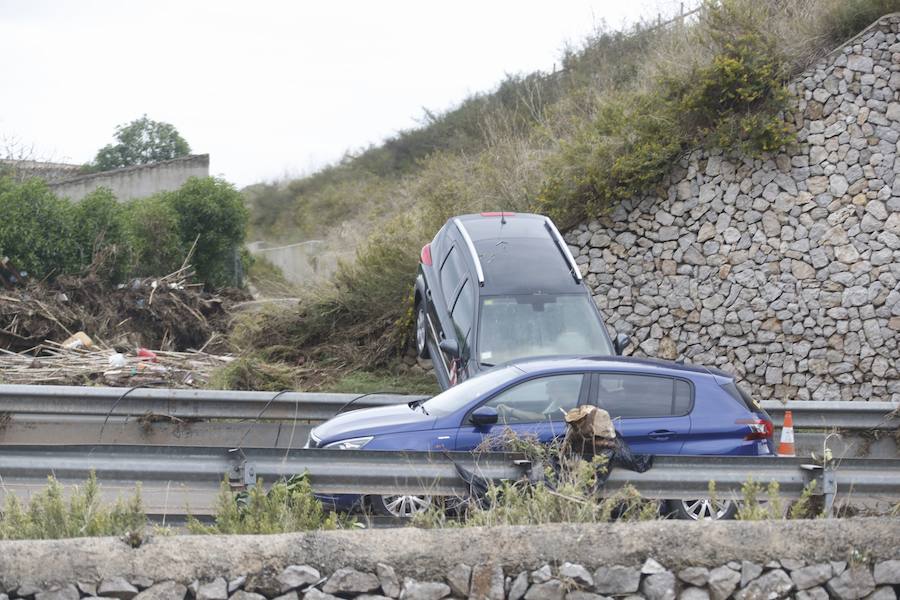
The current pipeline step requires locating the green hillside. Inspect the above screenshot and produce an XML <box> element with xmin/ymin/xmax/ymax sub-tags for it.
<box><xmin>230</xmin><ymin>0</ymin><xmax>897</xmax><ymax>391</ymax></box>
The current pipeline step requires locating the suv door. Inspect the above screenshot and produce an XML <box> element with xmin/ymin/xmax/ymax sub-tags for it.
<box><xmin>454</xmin><ymin>373</ymin><xmax>587</xmax><ymax>450</ymax></box>
<box><xmin>590</xmin><ymin>372</ymin><xmax>692</xmax><ymax>454</ymax></box>
<box><xmin>427</xmin><ymin>244</ymin><xmax>466</xmax><ymax>386</ymax></box>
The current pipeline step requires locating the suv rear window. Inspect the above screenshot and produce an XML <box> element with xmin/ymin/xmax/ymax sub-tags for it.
<box><xmin>722</xmin><ymin>382</ymin><xmax>761</xmax><ymax>412</ymax></box>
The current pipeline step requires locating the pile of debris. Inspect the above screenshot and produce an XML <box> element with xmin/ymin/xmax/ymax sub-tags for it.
<box><xmin>0</xmin><ymin>342</ymin><xmax>232</xmax><ymax>387</ymax></box>
<box><xmin>0</xmin><ymin>266</ymin><xmax>248</xmax><ymax>387</ymax></box>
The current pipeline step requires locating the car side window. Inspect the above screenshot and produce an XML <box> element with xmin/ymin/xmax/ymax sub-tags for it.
<box><xmin>594</xmin><ymin>374</ymin><xmax>692</xmax><ymax>418</ymax></box>
<box><xmin>451</xmin><ymin>279</ymin><xmax>474</xmax><ymax>347</ymax></box>
<box><xmin>483</xmin><ymin>374</ymin><xmax>584</xmax><ymax>424</ymax></box>
<box><xmin>440</xmin><ymin>246</ymin><xmax>465</xmax><ymax>301</ymax></box>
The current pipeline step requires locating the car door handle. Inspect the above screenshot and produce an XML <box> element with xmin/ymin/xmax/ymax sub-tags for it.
<box><xmin>648</xmin><ymin>430</ymin><xmax>676</xmax><ymax>440</ymax></box>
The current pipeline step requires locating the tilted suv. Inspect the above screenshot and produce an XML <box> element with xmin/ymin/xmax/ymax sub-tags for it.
<box><xmin>414</xmin><ymin>212</ymin><xmax>629</xmax><ymax>389</ymax></box>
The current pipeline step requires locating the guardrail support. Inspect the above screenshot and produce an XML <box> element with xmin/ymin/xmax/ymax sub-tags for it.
<box><xmin>800</xmin><ymin>463</ymin><xmax>837</xmax><ymax>518</ymax></box>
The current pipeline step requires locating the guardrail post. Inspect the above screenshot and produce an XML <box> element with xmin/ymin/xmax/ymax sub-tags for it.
<box><xmin>227</xmin><ymin>448</ymin><xmax>257</xmax><ymax>490</ymax></box>
<box><xmin>822</xmin><ymin>464</ymin><xmax>836</xmax><ymax>518</ymax></box>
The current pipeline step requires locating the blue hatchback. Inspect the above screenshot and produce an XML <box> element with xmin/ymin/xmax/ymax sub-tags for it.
<box><xmin>308</xmin><ymin>356</ymin><xmax>775</xmax><ymax>519</ymax></box>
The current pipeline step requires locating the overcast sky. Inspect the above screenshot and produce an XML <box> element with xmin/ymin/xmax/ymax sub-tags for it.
<box><xmin>1</xmin><ymin>0</ymin><xmax>686</xmax><ymax>187</ymax></box>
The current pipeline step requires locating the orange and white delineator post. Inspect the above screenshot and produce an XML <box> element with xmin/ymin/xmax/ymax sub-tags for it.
<box><xmin>777</xmin><ymin>409</ymin><xmax>796</xmax><ymax>457</ymax></box>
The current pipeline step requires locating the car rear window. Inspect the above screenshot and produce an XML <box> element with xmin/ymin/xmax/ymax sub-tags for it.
<box><xmin>722</xmin><ymin>382</ymin><xmax>762</xmax><ymax>412</ymax></box>
<box><xmin>594</xmin><ymin>374</ymin><xmax>693</xmax><ymax>418</ymax></box>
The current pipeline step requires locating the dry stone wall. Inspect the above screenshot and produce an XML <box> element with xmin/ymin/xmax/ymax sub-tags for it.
<box><xmin>565</xmin><ymin>14</ymin><xmax>900</xmax><ymax>402</ymax></box>
<box><xmin>0</xmin><ymin>520</ymin><xmax>898</xmax><ymax>600</ymax></box>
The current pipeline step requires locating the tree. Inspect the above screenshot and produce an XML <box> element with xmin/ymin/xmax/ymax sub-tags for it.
<box><xmin>90</xmin><ymin>116</ymin><xmax>191</xmax><ymax>171</ymax></box>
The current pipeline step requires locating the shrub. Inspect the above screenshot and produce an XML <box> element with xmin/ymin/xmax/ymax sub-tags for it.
<box><xmin>0</xmin><ymin>177</ymin><xmax>78</xmax><ymax>278</ymax></box>
<box><xmin>188</xmin><ymin>474</ymin><xmax>344</xmax><ymax>534</ymax></box>
<box><xmin>0</xmin><ymin>472</ymin><xmax>146</xmax><ymax>540</ymax></box>
<box><xmin>72</xmin><ymin>187</ymin><xmax>129</xmax><ymax>278</ymax></box>
<box><xmin>164</xmin><ymin>177</ymin><xmax>248</xmax><ymax>288</ymax></box>
<box><xmin>124</xmin><ymin>194</ymin><xmax>187</xmax><ymax>277</ymax></box>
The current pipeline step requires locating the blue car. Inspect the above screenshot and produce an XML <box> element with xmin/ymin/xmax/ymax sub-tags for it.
<box><xmin>307</xmin><ymin>356</ymin><xmax>775</xmax><ymax>520</ymax></box>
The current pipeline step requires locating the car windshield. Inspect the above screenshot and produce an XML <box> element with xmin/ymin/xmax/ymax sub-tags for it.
<box><xmin>478</xmin><ymin>294</ymin><xmax>613</xmax><ymax>365</ymax></box>
<box><xmin>421</xmin><ymin>366</ymin><xmax>520</xmax><ymax>417</ymax></box>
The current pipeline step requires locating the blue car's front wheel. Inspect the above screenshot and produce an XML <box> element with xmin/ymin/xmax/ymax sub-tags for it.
<box><xmin>371</xmin><ymin>493</ymin><xmax>433</xmax><ymax>518</ymax></box>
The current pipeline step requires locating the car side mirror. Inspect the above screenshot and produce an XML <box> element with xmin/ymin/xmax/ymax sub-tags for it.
<box><xmin>613</xmin><ymin>333</ymin><xmax>631</xmax><ymax>355</ymax></box>
<box><xmin>439</xmin><ymin>338</ymin><xmax>460</xmax><ymax>359</ymax></box>
<box><xmin>470</xmin><ymin>406</ymin><xmax>499</xmax><ymax>426</ymax></box>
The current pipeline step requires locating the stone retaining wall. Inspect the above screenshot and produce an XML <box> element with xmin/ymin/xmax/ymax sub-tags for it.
<box><xmin>564</xmin><ymin>14</ymin><xmax>900</xmax><ymax>402</ymax></box>
<box><xmin>0</xmin><ymin>520</ymin><xmax>898</xmax><ymax>600</ymax></box>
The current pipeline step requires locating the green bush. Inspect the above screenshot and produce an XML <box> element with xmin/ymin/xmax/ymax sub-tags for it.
<box><xmin>0</xmin><ymin>175</ymin><xmax>247</xmax><ymax>287</ymax></box>
<box><xmin>72</xmin><ymin>188</ymin><xmax>129</xmax><ymax>279</ymax></box>
<box><xmin>0</xmin><ymin>177</ymin><xmax>78</xmax><ymax>278</ymax></box>
<box><xmin>164</xmin><ymin>177</ymin><xmax>248</xmax><ymax>288</ymax></box>
<box><xmin>124</xmin><ymin>193</ymin><xmax>187</xmax><ymax>277</ymax></box>
<box><xmin>188</xmin><ymin>474</ymin><xmax>344</xmax><ymax>534</ymax></box>
<box><xmin>0</xmin><ymin>473</ymin><xmax>146</xmax><ymax>540</ymax></box>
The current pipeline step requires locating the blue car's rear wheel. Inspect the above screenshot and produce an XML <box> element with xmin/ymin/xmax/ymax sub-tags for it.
<box><xmin>669</xmin><ymin>498</ymin><xmax>737</xmax><ymax>520</ymax></box>
<box><xmin>372</xmin><ymin>493</ymin><xmax>433</xmax><ymax>518</ymax></box>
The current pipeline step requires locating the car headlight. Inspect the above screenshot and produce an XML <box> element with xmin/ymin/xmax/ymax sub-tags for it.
<box><xmin>324</xmin><ymin>436</ymin><xmax>373</xmax><ymax>450</ymax></box>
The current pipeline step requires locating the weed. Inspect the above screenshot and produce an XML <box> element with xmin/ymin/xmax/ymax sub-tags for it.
<box><xmin>317</xmin><ymin>369</ymin><xmax>439</xmax><ymax>395</ymax></box>
<box><xmin>736</xmin><ymin>478</ymin><xmax>783</xmax><ymax>520</ymax></box>
<box><xmin>188</xmin><ymin>474</ymin><xmax>348</xmax><ymax>535</ymax></box>
<box><xmin>0</xmin><ymin>472</ymin><xmax>146</xmax><ymax>540</ymax></box>
<box><xmin>207</xmin><ymin>356</ymin><xmax>299</xmax><ymax>391</ymax></box>
<box><xmin>246</xmin><ymin>255</ymin><xmax>299</xmax><ymax>298</ymax></box>
<box><xmin>788</xmin><ymin>481</ymin><xmax>824</xmax><ymax>519</ymax></box>
<box><xmin>415</xmin><ymin>431</ymin><xmax>660</xmax><ymax>528</ymax></box>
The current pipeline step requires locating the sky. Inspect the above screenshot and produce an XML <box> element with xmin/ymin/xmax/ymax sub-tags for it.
<box><xmin>0</xmin><ymin>0</ymin><xmax>687</xmax><ymax>188</ymax></box>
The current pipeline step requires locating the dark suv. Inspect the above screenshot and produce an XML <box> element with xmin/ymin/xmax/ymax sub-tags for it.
<box><xmin>414</xmin><ymin>212</ymin><xmax>629</xmax><ymax>389</ymax></box>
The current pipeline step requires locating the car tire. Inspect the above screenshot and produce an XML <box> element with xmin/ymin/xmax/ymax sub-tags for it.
<box><xmin>667</xmin><ymin>498</ymin><xmax>737</xmax><ymax>521</ymax></box>
<box><xmin>371</xmin><ymin>494</ymin><xmax>433</xmax><ymax>518</ymax></box>
<box><xmin>415</xmin><ymin>304</ymin><xmax>430</xmax><ymax>359</ymax></box>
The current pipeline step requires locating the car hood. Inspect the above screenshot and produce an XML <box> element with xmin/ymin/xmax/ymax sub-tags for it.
<box><xmin>312</xmin><ymin>403</ymin><xmax>436</xmax><ymax>445</ymax></box>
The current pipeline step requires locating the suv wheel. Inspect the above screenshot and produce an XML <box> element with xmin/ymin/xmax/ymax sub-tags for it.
<box><xmin>669</xmin><ymin>498</ymin><xmax>737</xmax><ymax>520</ymax></box>
<box><xmin>371</xmin><ymin>494</ymin><xmax>433</xmax><ymax>518</ymax></box>
<box><xmin>415</xmin><ymin>304</ymin><xmax>430</xmax><ymax>358</ymax></box>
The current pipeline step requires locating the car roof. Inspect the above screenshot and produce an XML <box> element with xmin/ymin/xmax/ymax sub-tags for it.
<box><xmin>511</xmin><ymin>355</ymin><xmax>733</xmax><ymax>380</ymax></box>
<box><xmin>450</xmin><ymin>213</ymin><xmax>583</xmax><ymax>294</ymax></box>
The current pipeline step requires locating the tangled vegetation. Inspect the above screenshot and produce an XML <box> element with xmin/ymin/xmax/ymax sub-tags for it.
<box><xmin>235</xmin><ymin>0</ymin><xmax>898</xmax><ymax>383</ymax></box>
<box><xmin>0</xmin><ymin>176</ymin><xmax>247</xmax><ymax>287</ymax></box>
<box><xmin>0</xmin><ymin>473</ymin><xmax>145</xmax><ymax>540</ymax></box>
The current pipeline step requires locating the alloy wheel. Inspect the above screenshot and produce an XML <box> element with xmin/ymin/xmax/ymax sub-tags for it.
<box><xmin>415</xmin><ymin>307</ymin><xmax>427</xmax><ymax>355</ymax></box>
<box><xmin>679</xmin><ymin>498</ymin><xmax>733</xmax><ymax>520</ymax></box>
<box><xmin>381</xmin><ymin>494</ymin><xmax>432</xmax><ymax>518</ymax></box>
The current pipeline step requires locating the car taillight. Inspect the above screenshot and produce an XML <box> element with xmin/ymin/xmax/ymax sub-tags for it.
<box><xmin>420</xmin><ymin>243</ymin><xmax>432</xmax><ymax>265</ymax></box>
<box><xmin>480</xmin><ymin>212</ymin><xmax>515</xmax><ymax>217</ymax></box>
<box><xmin>736</xmin><ymin>418</ymin><xmax>773</xmax><ymax>440</ymax></box>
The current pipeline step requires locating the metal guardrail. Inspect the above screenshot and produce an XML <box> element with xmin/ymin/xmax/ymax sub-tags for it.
<box><xmin>0</xmin><ymin>444</ymin><xmax>897</xmax><ymax>516</ymax></box>
<box><xmin>0</xmin><ymin>384</ymin><xmax>413</xmax><ymax>421</ymax></box>
<box><xmin>762</xmin><ymin>401</ymin><xmax>899</xmax><ymax>431</ymax></box>
<box><xmin>1</xmin><ymin>385</ymin><xmax>896</xmax><ymax>430</ymax></box>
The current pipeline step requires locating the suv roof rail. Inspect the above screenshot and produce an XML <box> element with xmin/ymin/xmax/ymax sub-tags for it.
<box><xmin>453</xmin><ymin>217</ymin><xmax>485</xmax><ymax>286</ymax></box>
<box><xmin>543</xmin><ymin>217</ymin><xmax>583</xmax><ymax>283</ymax></box>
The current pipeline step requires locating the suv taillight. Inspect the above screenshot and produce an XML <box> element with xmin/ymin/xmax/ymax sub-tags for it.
<box><xmin>737</xmin><ymin>418</ymin><xmax>773</xmax><ymax>441</ymax></box>
<box><xmin>420</xmin><ymin>243</ymin><xmax>432</xmax><ymax>266</ymax></box>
